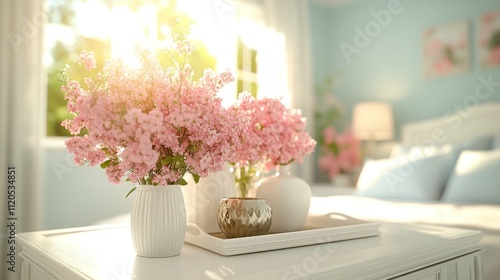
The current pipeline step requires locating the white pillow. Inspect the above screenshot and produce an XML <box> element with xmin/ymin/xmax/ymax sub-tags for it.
<box><xmin>389</xmin><ymin>135</ymin><xmax>492</xmax><ymax>179</ymax></box>
<box><xmin>390</xmin><ymin>135</ymin><xmax>492</xmax><ymax>158</ymax></box>
<box><xmin>355</xmin><ymin>152</ymin><xmax>449</xmax><ymax>201</ymax></box>
<box><xmin>442</xmin><ymin>150</ymin><xmax>500</xmax><ymax>204</ymax></box>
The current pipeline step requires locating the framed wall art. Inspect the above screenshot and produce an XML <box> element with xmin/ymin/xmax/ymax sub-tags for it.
<box><xmin>423</xmin><ymin>20</ymin><xmax>470</xmax><ymax>79</ymax></box>
<box><xmin>478</xmin><ymin>9</ymin><xmax>500</xmax><ymax>69</ymax></box>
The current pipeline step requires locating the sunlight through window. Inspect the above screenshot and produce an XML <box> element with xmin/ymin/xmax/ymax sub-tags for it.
<box><xmin>43</xmin><ymin>0</ymin><xmax>279</xmax><ymax>136</ymax></box>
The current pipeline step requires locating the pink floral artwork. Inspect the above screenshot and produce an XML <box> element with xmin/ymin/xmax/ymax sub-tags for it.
<box><xmin>479</xmin><ymin>9</ymin><xmax>500</xmax><ymax>69</ymax></box>
<box><xmin>423</xmin><ymin>20</ymin><xmax>469</xmax><ymax>78</ymax></box>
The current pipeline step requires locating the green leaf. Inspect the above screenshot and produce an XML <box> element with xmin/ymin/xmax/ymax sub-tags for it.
<box><xmin>100</xmin><ymin>159</ymin><xmax>111</xmax><ymax>169</ymax></box>
<box><xmin>125</xmin><ymin>187</ymin><xmax>136</xmax><ymax>198</ymax></box>
<box><xmin>178</xmin><ymin>178</ymin><xmax>188</xmax><ymax>186</ymax></box>
<box><xmin>161</xmin><ymin>156</ymin><xmax>173</xmax><ymax>165</ymax></box>
<box><xmin>173</xmin><ymin>154</ymin><xmax>183</xmax><ymax>166</ymax></box>
<box><xmin>192</xmin><ymin>173</ymin><xmax>200</xmax><ymax>183</ymax></box>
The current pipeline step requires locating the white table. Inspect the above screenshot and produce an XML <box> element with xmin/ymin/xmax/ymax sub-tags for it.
<box><xmin>18</xmin><ymin>222</ymin><xmax>483</xmax><ymax>280</ymax></box>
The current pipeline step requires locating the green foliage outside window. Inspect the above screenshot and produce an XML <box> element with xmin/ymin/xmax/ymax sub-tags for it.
<box><xmin>236</xmin><ymin>37</ymin><xmax>258</xmax><ymax>98</ymax></box>
<box><xmin>46</xmin><ymin>0</ymin><xmax>216</xmax><ymax>136</ymax></box>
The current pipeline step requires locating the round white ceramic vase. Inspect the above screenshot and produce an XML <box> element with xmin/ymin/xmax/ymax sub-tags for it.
<box><xmin>130</xmin><ymin>185</ymin><xmax>186</xmax><ymax>258</ymax></box>
<box><xmin>182</xmin><ymin>163</ymin><xmax>236</xmax><ymax>233</ymax></box>
<box><xmin>255</xmin><ymin>165</ymin><xmax>311</xmax><ymax>233</ymax></box>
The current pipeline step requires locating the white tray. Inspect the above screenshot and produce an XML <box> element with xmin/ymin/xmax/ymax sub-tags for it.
<box><xmin>185</xmin><ymin>213</ymin><xmax>381</xmax><ymax>256</ymax></box>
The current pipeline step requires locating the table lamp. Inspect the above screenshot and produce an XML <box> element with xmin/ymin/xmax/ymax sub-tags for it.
<box><xmin>352</xmin><ymin>102</ymin><xmax>394</xmax><ymax>158</ymax></box>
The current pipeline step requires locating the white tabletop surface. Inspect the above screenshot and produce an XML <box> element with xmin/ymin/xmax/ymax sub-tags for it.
<box><xmin>18</xmin><ymin>221</ymin><xmax>483</xmax><ymax>280</ymax></box>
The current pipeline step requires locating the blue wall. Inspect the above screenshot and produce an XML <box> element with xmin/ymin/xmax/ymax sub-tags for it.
<box><xmin>310</xmin><ymin>0</ymin><xmax>500</xmax><ymax>139</ymax></box>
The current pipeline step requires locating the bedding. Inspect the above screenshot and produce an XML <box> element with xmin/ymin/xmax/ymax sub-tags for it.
<box><xmin>355</xmin><ymin>152</ymin><xmax>451</xmax><ymax>201</ymax></box>
<box><xmin>389</xmin><ymin>135</ymin><xmax>492</xmax><ymax>179</ymax></box>
<box><xmin>326</xmin><ymin>102</ymin><xmax>500</xmax><ymax>280</ymax></box>
<box><xmin>442</xmin><ymin>150</ymin><xmax>500</xmax><ymax>204</ymax></box>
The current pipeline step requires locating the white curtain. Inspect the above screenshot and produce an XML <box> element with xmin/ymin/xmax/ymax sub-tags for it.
<box><xmin>1</xmin><ymin>0</ymin><xmax>44</xmax><ymax>279</ymax></box>
<box><xmin>259</xmin><ymin>0</ymin><xmax>314</xmax><ymax>182</ymax></box>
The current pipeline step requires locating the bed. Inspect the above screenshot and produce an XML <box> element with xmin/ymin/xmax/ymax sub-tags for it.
<box><xmin>310</xmin><ymin>102</ymin><xmax>500</xmax><ymax>280</ymax></box>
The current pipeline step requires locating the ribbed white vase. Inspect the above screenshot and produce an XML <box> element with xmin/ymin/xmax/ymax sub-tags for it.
<box><xmin>255</xmin><ymin>165</ymin><xmax>311</xmax><ymax>233</ymax></box>
<box><xmin>130</xmin><ymin>185</ymin><xmax>186</xmax><ymax>258</ymax></box>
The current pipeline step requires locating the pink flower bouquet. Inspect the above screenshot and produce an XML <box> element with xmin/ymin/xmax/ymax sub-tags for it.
<box><xmin>228</xmin><ymin>93</ymin><xmax>316</xmax><ymax>197</ymax></box>
<box><xmin>61</xmin><ymin>40</ymin><xmax>244</xmax><ymax>189</ymax></box>
<box><xmin>232</xmin><ymin>92</ymin><xmax>315</xmax><ymax>164</ymax></box>
<box><xmin>318</xmin><ymin>126</ymin><xmax>361</xmax><ymax>180</ymax></box>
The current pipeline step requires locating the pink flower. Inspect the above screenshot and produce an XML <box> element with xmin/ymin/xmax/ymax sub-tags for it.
<box><xmin>323</xmin><ymin>127</ymin><xmax>336</xmax><ymax>144</ymax></box>
<box><xmin>230</xmin><ymin>93</ymin><xmax>316</xmax><ymax>171</ymax></box>
<box><xmin>61</xmin><ymin>41</ymin><xmax>244</xmax><ymax>186</ymax></box>
<box><xmin>317</xmin><ymin>126</ymin><xmax>360</xmax><ymax>179</ymax></box>
<box><xmin>79</xmin><ymin>51</ymin><xmax>96</xmax><ymax>71</ymax></box>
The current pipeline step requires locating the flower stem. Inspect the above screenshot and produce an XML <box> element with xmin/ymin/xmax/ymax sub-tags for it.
<box><xmin>233</xmin><ymin>165</ymin><xmax>260</xmax><ymax>198</ymax></box>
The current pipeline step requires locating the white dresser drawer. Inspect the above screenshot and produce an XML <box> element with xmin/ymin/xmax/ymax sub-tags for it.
<box><xmin>392</xmin><ymin>266</ymin><xmax>442</xmax><ymax>280</ymax></box>
<box><xmin>21</xmin><ymin>258</ymin><xmax>57</xmax><ymax>280</ymax></box>
<box><xmin>393</xmin><ymin>252</ymin><xmax>481</xmax><ymax>280</ymax></box>
<box><xmin>418</xmin><ymin>275</ymin><xmax>439</xmax><ymax>280</ymax></box>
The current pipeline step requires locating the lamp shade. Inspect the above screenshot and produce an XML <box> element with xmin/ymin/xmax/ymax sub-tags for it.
<box><xmin>352</xmin><ymin>102</ymin><xmax>394</xmax><ymax>141</ymax></box>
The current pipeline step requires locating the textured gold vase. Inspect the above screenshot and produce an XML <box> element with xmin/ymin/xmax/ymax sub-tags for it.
<box><xmin>217</xmin><ymin>198</ymin><xmax>272</xmax><ymax>238</ymax></box>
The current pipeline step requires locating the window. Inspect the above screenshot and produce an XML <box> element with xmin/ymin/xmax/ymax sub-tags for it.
<box><xmin>44</xmin><ymin>0</ymin><xmax>218</xmax><ymax>136</ymax></box>
<box><xmin>45</xmin><ymin>0</ymin><xmax>266</xmax><ymax>136</ymax></box>
<box><xmin>236</xmin><ymin>37</ymin><xmax>258</xmax><ymax>97</ymax></box>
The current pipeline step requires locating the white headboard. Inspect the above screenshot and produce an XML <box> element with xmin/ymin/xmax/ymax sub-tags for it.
<box><xmin>401</xmin><ymin>102</ymin><xmax>500</xmax><ymax>146</ymax></box>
